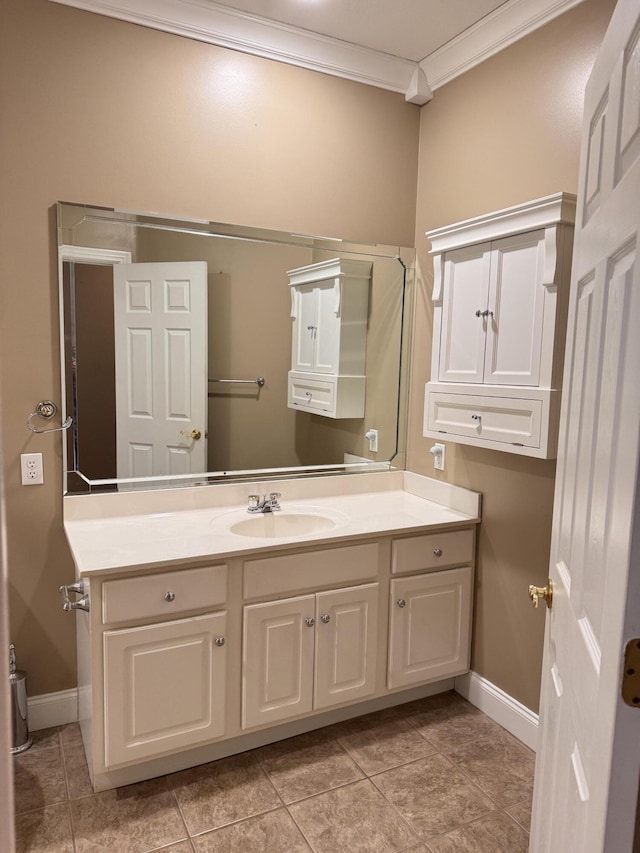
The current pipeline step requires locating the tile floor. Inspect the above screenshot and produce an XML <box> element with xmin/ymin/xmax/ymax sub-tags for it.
<box><xmin>13</xmin><ymin>691</ymin><xmax>534</xmax><ymax>853</ymax></box>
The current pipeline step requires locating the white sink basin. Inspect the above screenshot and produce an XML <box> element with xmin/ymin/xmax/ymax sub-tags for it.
<box><xmin>230</xmin><ymin>511</ymin><xmax>339</xmax><ymax>539</ymax></box>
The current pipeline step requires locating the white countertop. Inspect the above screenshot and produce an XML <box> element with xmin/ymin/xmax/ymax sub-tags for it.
<box><xmin>64</xmin><ymin>471</ymin><xmax>481</xmax><ymax>575</ymax></box>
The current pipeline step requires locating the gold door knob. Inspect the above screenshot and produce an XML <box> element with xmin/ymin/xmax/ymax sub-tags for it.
<box><xmin>180</xmin><ymin>428</ymin><xmax>202</xmax><ymax>440</ymax></box>
<box><xmin>528</xmin><ymin>580</ymin><xmax>553</xmax><ymax>609</ymax></box>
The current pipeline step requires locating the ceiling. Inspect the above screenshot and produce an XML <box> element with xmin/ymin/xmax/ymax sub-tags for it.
<box><xmin>49</xmin><ymin>0</ymin><xmax>586</xmax><ymax>104</ymax></box>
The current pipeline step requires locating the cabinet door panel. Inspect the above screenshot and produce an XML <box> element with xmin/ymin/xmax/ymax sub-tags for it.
<box><xmin>388</xmin><ymin>568</ymin><xmax>471</xmax><ymax>689</ymax></box>
<box><xmin>314</xmin><ymin>282</ymin><xmax>340</xmax><ymax>373</ymax></box>
<box><xmin>314</xmin><ymin>583</ymin><xmax>378</xmax><ymax>710</ymax></box>
<box><xmin>292</xmin><ymin>285</ymin><xmax>316</xmax><ymax>372</ymax></box>
<box><xmin>103</xmin><ymin>612</ymin><xmax>226</xmax><ymax>768</ymax></box>
<box><xmin>242</xmin><ymin>595</ymin><xmax>314</xmax><ymax>729</ymax></box>
<box><xmin>484</xmin><ymin>231</ymin><xmax>546</xmax><ymax>385</ymax></box>
<box><xmin>439</xmin><ymin>245</ymin><xmax>491</xmax><ymax>383</ymax></box>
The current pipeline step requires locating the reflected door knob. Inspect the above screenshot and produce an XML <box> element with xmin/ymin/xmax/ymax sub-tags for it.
<box><xmin>528</xmin><ymin>580</ymin><xmax>553</xmax><ymax>609</ymax></box>
<box><xmin>180</xmin><ymin>428</ymin><xmax>201</xmax><ymax>440</ymax></box>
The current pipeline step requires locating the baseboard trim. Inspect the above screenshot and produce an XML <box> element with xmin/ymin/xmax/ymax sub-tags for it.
<box><xmin>28</xmin><ymin>689</ymin><xmax>78</xmax><ymax>732</ymax></box>
<box><xmin>455</xmin><ymin>671</ymin><xmax>539</xmax><ymax>751</ymax></box>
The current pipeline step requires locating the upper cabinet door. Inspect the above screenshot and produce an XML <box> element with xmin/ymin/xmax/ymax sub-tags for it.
<box><xmin>438</xmin><ymin>244</ymin><xmax>491</xmax><ymax>383</ymax></box>
<box><xmin>483</xmin><ymin>230</ymin><xmax>546</xmax><ymax>386</ymax></box>
<box><xmin>292</xmin><ymin>284</ymin><xmax>316</xmax><ymax>372</ymax></box>
<box><xmin>313</xmin><ymin>281</ymin><xmax>341</xmax><ymax>374</ymax></box>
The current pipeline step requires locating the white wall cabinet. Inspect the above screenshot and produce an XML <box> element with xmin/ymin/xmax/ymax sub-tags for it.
<box><xmin>424</xmin><ymin>193</ymin><xmax>576</xmax><ymax>458</ymax></box>
<box><xmin>288</xmin><ymin>257</ymin><xmax>371</xmax><ymax>418</ymax></box>
<box><xmin>242</xmin><ymin>583</ymin><xmax>379</xmax><ymax>729</ymax></box>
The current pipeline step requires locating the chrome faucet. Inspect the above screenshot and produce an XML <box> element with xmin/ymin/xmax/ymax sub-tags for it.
<box><xmin>247</xmin><ymin>492</ymin><xmax>282</xmax><ymax>513</ymax></box>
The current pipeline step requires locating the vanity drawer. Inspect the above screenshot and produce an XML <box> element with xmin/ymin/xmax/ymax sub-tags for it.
<box><xmin>288</xmin><ymin>372</ymin><xmax>336</xmax><ymax>414</ymax></box>
<box><xmin>288</xmin><ymin>371</ymin><xmax>366</xmax><ymax>419</ymax></box>
<box><xmin>244</xmin><ymin>542</ymin><xmax>379</xmax><ymax>600</ymax></box>
<box><xmin>102</xmin><ymin>564</ymin><xmax>228</xmax><ymax>625</ymax></box>
<box><xmin>392</xmin><ymin>529</ymin><xmax>474</xmax><ymax>575</ymax></box>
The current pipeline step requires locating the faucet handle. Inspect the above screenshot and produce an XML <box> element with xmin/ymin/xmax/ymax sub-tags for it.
<box><xmin>269</xmin><ymin>492</ymin><xmax>281</xmax><ymax>500</ymax></box>
<box><xmin>248</xmin><ymin>494</ymin><xmax>260</xmax><ymax>510</ymax></box>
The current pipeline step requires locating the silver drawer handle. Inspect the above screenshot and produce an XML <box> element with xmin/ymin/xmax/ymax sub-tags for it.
<box><xmin>305</xmin><ymin>617</ymin><xmax>315</xmax><ymax>627</ymax></box>
<box><xmin>397</xmin><ymin>598</ymin><xmax>406</xmax><ymax>608</ymax></box>
<box><xmin>320</xmin><ymin>614</ymin><xmax>330</xmax><ymax>623</ymax></box>
<box><xmin>433</xmin><ymin>548</ymin><xmax>443</xmax><ymax>557</ymax></box>
<box><xmin>215</xmin><ymin>636</ymin><xmax>225</xmax><ymax>647</ymax></box>
<box><xmin>471</xmin><ymin>414</ymin><xmax>482</xmax><ymax>422</ymax></box>
<box><xmin>164</xmin><ymin>591</ymin><xmax>176</xmax><ymax>602</ymax></box>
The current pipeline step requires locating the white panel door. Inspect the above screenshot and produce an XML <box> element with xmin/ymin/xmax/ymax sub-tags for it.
<box><xmin>484</xmin><ymin>230</ymin><xmax>546</xmax><ymax>386</ymax></box>
<box><xmin>531</xmin><ymin>2</ymin><xmax>640</xmax><ymax>850</ymax></box>
<box><xmin>242</xmin><ymin>595</ymin><xmax>315</xmax><ymax>729</ymax></box>
<box><xmin>314</xmin><ymin>583</ymin><xmax>378</xmax><ymax>710</ymax></box>
<box><xmin>314</xmin><ymin>280</ymin><xmax>340</xmax><ymax>374</ymax></box>
<box><xmin>438</xmin><ymin>244</ymin><xmax>491</xmax><ymax>383</ymax></box>
<box><xmin>103</xmin><ymin>612</ymin><xmax>226</xmax><ymax>767</ymax></box>
<box><xmin>292</xmin><ymin>284</ymin><xmax>316</xmax><ymax>372</ymax></box>
<box><xmin>387</xmin><ymin>567</ymin><xmax>472</xmax><ymax>690</ymax></box>
<box><xmin>113</xmin><ymin>261</ymin><xmax>207</xmax><ymax>479</ymax></box>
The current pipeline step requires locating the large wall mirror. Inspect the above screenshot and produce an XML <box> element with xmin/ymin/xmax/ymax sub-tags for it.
<box><xmin>58</xmin><ymin>202</ymin><xmax>414</xmax><ymax>494</ymax></box>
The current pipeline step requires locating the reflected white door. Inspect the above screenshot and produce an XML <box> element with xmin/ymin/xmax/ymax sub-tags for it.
<box><xmin>114</xmin><ymin>261</ymin><xmax>207</xmax><ymax>478</ymax></box>
<box><xmin>530</xmin><ymin>1</ymin><xmax>640</xmax><ymax>850</ymax></box>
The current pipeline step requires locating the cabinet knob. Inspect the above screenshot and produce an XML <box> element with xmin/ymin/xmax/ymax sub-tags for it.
<box><xmin>320</xmin><ymin>614</ymin><xmax>331</xmax><ymax>623</ymax></box>
<box><xmin>307</xmin><ymin>325</ymin><xmax>317</xmax><ymax>331</ymax></box>
<box><xmin>396</xmin><ymin>598</ymin><xmax>406</xmax><ymax>608</ymax></box>
<box><xmin>433</xmin><ymin>548</ymin><xmax>443</xmax><ymax>557</ymax></box>
<box><xmin>475</xmin><ymin>309</ymin><xmax>483</xmax><ymax>317</ymax></box>
<box><xmin>471</xmin><ymin>414</ymin><xmax>482</xmax><ymax>422</ymax></box>
<box><xmin>215</xmin><ymin>636</ymin><xmax>225</xmax><ymax>647</ymax></box>
<box><xmin>164</xmin><ymin>591</ymin><xmax>176</xmax><ymax>602</ymax></box>
<box><xmin>305</xmin><ymin>617</ymin><xmax>315</xmax><ymax>627</ymax></box>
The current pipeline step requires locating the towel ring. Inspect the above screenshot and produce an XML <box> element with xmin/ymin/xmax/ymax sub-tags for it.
<box><xmin>27</xmin><ymin>401</ymin><xmax>73</xmax><ymax>434</ymax></box>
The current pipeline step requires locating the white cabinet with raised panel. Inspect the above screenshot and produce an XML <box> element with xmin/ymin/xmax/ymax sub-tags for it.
<box><xmin>287</xmin><ymin>257</ymin><xmax>371</xmax><ymax>418</ymax></box>
<box><xmin>424</xmin><ymin>193</ymin><xmax>576</xmax><ymax>458</ymax></box>
<box><xmin>242</xmin><ymin>583</ymin><xmax>378</xmax><ymax>729</ymax></box>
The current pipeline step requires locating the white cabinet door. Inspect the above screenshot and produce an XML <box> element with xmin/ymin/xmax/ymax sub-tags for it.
<box><xmin>314</xmin><ymin>281</ymin><xmax>340</xmax><ymax>374</ymax></box>
<box><xmin>484</xmin><ymin>230</ymin><xmax>546</xmax><ymax>386</ymax></box>
<box><xmin>242</xmin><ymin>595</ymin><xmax>315</xmax><ymax>729</ymax></box>
<box><xmin>103</xmin><ymin>611</ymin><xmax>226</xmax><ymax>768</ymax></box>
<box><xmin>438</xmin><ymin>244</ymin><xmax>491</xmax><ymax>383</ymax></box>
<box><xmin>314</xmin><ymin>583</ymin><xmax>378</xmax><ymax>710</ymax></box>
<box><xmin>292</xmin><ymin>285</ymin><xmax>316</xmax><ymax>372</ymax></box>
<box><xmin>388</xmin><ymin>568</ymin><xmax>472</xmax><ymax>690</ymax></box>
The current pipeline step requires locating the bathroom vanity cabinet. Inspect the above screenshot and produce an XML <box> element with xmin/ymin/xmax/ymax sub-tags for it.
<box><xmin>424</xmin><ymin>193</ymin><xmax>576</xmax><ymax>458</ymax></box>
<box><xmin>64</xmin><ymin>474</ymin><xmax>480</xmax><ymax>791</ymax></box>
<box><xmin>287</xmin><ymin>257</ymin><xmax>371</xmax><ymax>418</ymax></box>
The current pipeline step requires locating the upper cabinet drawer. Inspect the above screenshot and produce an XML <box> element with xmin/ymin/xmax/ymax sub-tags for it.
<box><xmin>288</xmin><ymin>373</ymin><xmax>336</xmax><ymax>414</ymax></box>
<box><xmin>392</xmin><ymin>529</ymin><xmax>474</xmax><ymax>575</ymax></box>
<box><xmin>102</xmin><ymin>564</ymin><xmax>228</xmax><ymax>625</ymax></box>
<box><xmin>426</xmin><ymin>391</ymin><xmax>543</xmax><ymax>449</ymax></box>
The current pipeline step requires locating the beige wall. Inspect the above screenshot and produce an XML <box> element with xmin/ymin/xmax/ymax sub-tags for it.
<box><xmin>407</xmin><ymin>0</ymin><xmax>616</xmax><ymax>711</ymax></box>
<box><xmin>0</xmin><ymin>0</ymin><xmax>419</xmax><ymax>695</ymax></box>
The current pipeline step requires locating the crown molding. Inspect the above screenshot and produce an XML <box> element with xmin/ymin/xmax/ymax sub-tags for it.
<box><xmin>421</xmin><ymin>0</ymin><xmax>586</xmax><ymax>90</ymax></box>
<box><xmin>48</xmin><ymin>0</ymin><xmax>585</xmax><ymax>105</ymax></box>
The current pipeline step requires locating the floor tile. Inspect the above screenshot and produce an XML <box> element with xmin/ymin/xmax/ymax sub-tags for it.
<box><xmin>13</xmin><ymin>747</ymin><xmax>68</xmax><ymax>814</ymax></box>
<box><xmin>160</xmin><ymin>843</ymin><xmax>196</xmax><ymax>852</ymax></box>
<box><xmin>14</xmin><ymin>803</ymin><xmax>74</xmax><ymax>853</ymax></box>
<box><xmin>424</xmin><ymin>811</ymin><xmax>530</xmax><ymax>853</ymax></box>
<box><xmin>171</xmin><ymin>751</ymin><xmax>282</xmax><ymax>835</ymax></box>
<box><xmin>61</xmin><ymin>742</ymin><xmax>93</xmax><ymax>800</ymax></box>
<box><xmin>71</xmin><ymin>777</ymin><xmax>187</xmax><ymax>853</ymax></box>
<box><xmin>59</xmin><ymin>723</ymin><xmax>84</xmax><ymax>750</ymax></box>
<box><xmin>372</xmin><ymin>753</ymin><xmax>495</xmax><ymax>838</ymax></box>
<box><xmin>337</xmin><ymin>716</ymin><xmax>437</xmax><ymax>775</ymax></box>
<box><xmin>28</xmin><ymin>728</ymin><xmax>62</xmax><ymax>754</ymax></box>
<box><xmin>192</xmin><ymin>808</ymin><xmax>311</xmax><ymax>852</ymax></box>
<box><xmin>288</xmin><ymin>778</ymin><xmax>417</xmax><ymax>853</ymax></box>
<box><xmin>445</xmin><ymin>732</ymin><xmax>535</xmax><ymax>807</ymax></box>
<box><xmin>506</xmin><ymin>797</ymin><xmax>533</xmax><ymax>833</ymax></box>
<box><xmin>257</xmin><ymin>729</ymin><xmax>364</xmax><ymax>803</ymax></box>
<box><xmin>407</xmin><ymin>698</ymin><xmax>505</xmax><ymax>752</ymax></box>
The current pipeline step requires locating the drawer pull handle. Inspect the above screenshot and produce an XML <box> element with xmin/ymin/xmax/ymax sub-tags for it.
<box><xmin>320</xmin><ymin>614</ymin><xmax>331</xmax><ymax>623</ymax></box>
<box><xmin>215</xmin><ymin>636</ymin><xmax>225</xmax><ymax>647</ymax></box>
<box><xmin>471</xmin><ymin>414</ymin><xmax>482</xmax><ymax>422</ymax></box>
<box><xmin>475</xmin><ymin>309</ymin><xmax>483</xmax><ymax>317</ymax></box>
<box><xmin>164</xmin><ymin>591</ymin><xmax>176</xmax><ymax>603</ymax></box>
<box><xmin>305</xmin><ymin>617</ymin><xmax>315</xmax><ymax>627</ymax></box>
<box><xmin>397</xmin><ymin>598</ymin><xmax>406</xmax><ymax>608</ymax></box>
<box><xmin>433</xmin><ymin>548</ymin><xmax>443</xmax><ymax>557</ymax></box>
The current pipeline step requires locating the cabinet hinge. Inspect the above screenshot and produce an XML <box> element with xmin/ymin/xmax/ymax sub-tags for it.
<box><xmin>622</xmin><ymin>639</ymin><xmax>640</xmax><ymax>707</ymax></box>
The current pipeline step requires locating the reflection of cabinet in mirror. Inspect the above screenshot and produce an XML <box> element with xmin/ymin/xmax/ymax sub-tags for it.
<box><xmin>287</xmin><ymin>258</ymin><xmax>372</xmax><ymax>418</ymax></box>
<box><xmin>423</xmin><ymin>193</ymin><xmax>576</xmax><ymax>458</ymax></box>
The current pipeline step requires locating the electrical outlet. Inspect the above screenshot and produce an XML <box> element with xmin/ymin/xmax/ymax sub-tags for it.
<box><xmin>21</xmin><ymin>453</ymin><xmax>44</xmax><ymax>485</ymax></box>
<box><xmin>430</xmin><ymin>443</ymin><xmax>446</xmax><ymax>471</ymax></box>
<box><xmin>365</xmin><ymin>428</ymin><xmax>378</xmax><ymax>453</ymax></box>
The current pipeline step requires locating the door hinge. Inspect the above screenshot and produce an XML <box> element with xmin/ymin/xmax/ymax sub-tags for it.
<box><xmin>622</xmin><ymin>639</ymin><xmax>640</xmax><ymax>707</ymax></box>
